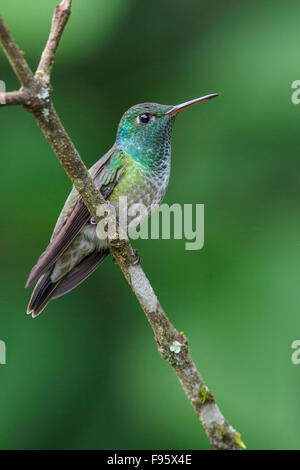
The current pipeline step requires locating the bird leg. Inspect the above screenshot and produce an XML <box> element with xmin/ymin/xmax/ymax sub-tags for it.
<box><xmin>112</xmin><ymin>248</ymin><xmax>141</xmax><ymax>265</ymax></box>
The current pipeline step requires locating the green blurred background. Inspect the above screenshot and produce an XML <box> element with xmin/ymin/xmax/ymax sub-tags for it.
<box><xmin>1</xmin><ymin>0</ymin><xmax>299</xmax><ymax>450</ymax></box>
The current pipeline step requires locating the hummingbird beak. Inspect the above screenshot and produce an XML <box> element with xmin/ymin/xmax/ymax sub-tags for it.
<box><xmin>164</xmin><ymin>93</ymin><xmax>219</xmax><ymax>115</ymax></box>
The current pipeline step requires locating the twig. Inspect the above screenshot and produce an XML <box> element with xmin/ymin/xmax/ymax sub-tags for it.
<box><xmin>0</xmin><ymin>90</ymin><xmax>25</xmax><ymax>106</ymax></box>
<box><xmin>0</xmin><ymin>17</ymin><xmax>34</xmax><ymax>87</ymax></box>
<box><xmin>36</xmin><ymin>0</ymin><xmax>71</xmax><ymax>85</ymax></box>
<box><xmin>0</xmin><ymin>0</ymin><xmax>245</xmax><ymax>450</ymax></box>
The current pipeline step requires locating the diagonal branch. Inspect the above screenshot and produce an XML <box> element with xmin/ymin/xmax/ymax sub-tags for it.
<box><xmin>0</xmin><ymin>0</ymin><xmax>245</xmax><ymax>450</ymax></box>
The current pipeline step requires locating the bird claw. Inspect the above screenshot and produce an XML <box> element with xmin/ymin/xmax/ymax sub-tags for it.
<box><xmin>112</xmin><ymin>248</ymin><xmax>141</xmax><ymax>265</ymax></box>
<box><xmin>132</xmin><ymin>248</ymin><xmax>141</xmax><ymax>265</ymax></box>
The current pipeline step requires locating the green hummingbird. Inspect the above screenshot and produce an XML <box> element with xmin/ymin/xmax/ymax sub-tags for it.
<box><xmin>26</xmin><ymin>94</ymin><xmax>218</xmax><ymax>317</ymax></box>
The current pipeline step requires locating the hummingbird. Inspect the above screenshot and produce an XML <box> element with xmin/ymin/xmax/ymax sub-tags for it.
<box><xmin>26</xmin><ymin>94</ymin><xmax>218</xmax><ymax>317</ymax></box>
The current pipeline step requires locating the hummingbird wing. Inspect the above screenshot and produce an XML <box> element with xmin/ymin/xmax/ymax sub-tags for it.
<box><xmin>26</xmin><ymin>148</ymin><xmax>126</xmax><ymax>288</ymax></box>
<box><xmin>51</xmin><ymin>250</ymin><xmax>109</xmax><ymax>299</ymax></box>
<box><xmin>50</xmin><ymin>148</ymin><xmax>115</xmax><ymax>239</ymax></box>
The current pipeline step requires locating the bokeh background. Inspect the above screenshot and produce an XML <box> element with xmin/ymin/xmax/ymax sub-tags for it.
<box><xmin>1</xmin><ymin>0</ymin><xmax>299</xmax><ymax>450</ymax></box>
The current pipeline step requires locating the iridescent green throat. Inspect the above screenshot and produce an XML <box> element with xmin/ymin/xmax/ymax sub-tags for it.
<box><xmin>116</xmin><ymin>113</ymin><xmax>176</xmax><ymax>174</ymax></box>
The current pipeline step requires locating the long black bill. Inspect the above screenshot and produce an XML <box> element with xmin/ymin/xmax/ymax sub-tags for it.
<box><xmin>164</xmin><ymin>93</ymin><xmax>219</xmax><ymax>115</ymax></box>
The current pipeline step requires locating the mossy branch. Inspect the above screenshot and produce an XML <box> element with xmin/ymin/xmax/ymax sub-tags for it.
<box><xmin>0</xmin><ymin>0</ymin><xmax>244</xmax><ymax>450</ymax></box>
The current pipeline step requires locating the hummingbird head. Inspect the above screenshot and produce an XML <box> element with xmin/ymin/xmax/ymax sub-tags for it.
<box><xmin>116</xmin><ymin>94</ymin><xmax>218</xmax><ymax>170</ymax></box>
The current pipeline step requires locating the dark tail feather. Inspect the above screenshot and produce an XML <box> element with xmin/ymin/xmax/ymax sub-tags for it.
<box><xmin>27</xmin><ymin>272</ymin><xmax>59</xmax><ymax>318</ymax></box>
<box><xmin>27</xmin><ymin>250</ymin><xmax>110</xmax><ymax>317</ymax></box>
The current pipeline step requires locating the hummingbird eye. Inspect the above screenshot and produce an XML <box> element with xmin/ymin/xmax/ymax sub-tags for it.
<box><xmin>137</xmin><ymin>113</ymin><xmax>153</xmax><ymax>125</ymax></box>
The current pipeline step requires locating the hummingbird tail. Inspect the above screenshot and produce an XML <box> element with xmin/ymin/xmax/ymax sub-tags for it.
<box><xmin>27</xmin><ymin>249</ymin><xmax>110</xmax><ymax>317</ymax></box>
<box><xmin>27</xmin><ymin>272</ymin><xmax>58</xmax><ymax>317</ymax></box>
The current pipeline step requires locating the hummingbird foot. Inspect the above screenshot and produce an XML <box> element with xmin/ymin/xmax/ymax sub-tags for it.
<box><xmin>112</xmin><ymin>248</ymin><xmax>141</xmax><ymax>265</ymax></box>
<box><xmin>132</xmin><ymin>248</ymin><xmax>141</xmax><ymax>265</ymax></box>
